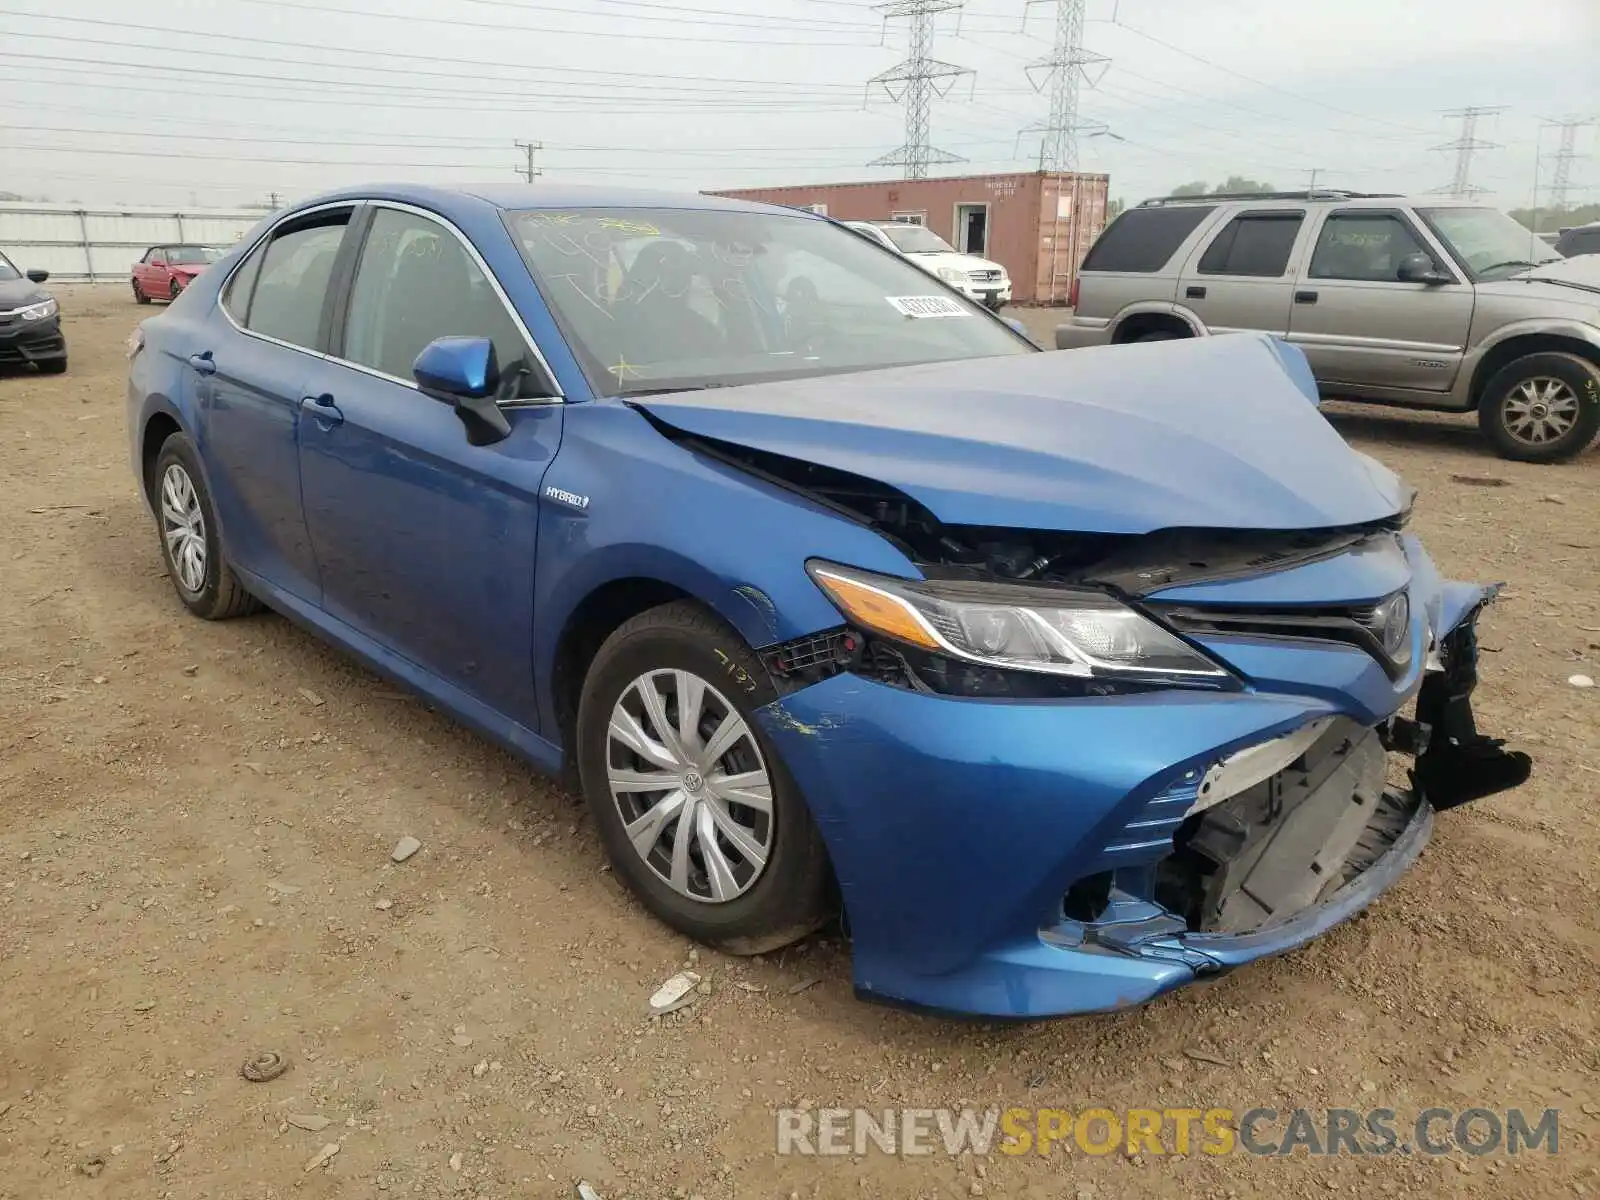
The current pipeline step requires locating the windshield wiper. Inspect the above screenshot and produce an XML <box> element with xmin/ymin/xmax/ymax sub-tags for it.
<box><xmin>1477</xmin><ymin>260</ymin><xmax>1542</xmax><ymax>274</ymax></box>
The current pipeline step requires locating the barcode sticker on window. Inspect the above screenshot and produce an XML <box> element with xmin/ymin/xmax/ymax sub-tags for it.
<box><xmin>885</xmin><ymin>295</ymin><xmax>971</xmax><ymax>319</ymax></box>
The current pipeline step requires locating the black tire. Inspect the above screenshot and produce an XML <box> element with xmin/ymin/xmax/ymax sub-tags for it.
<box><xmin>150</xmin><ymin>432</ymin><xmax>262</xmax><ymax>620</ymax></box>
<box><xmin>576</xmin><ymin>601</ymin><xmax>834</xmax><ymax>955</ymax></box>
<box><xmin>133</xmin><ymin>282</ymin><xmax>151</xmax><ymax>305</ymax></box>
<box><xmin>168</xmin><ymin>278</ymin><xmax>184</xmax><ymax>302</ymax></box>
<box><xmin>36</xmin><ymin>358</ymin><xmax>67</xmax><ymax>375</ymax></box>
<box><xmin>1477</xmin><ymin>352</ymin><xmax>1600</xmax><ymax>463</ymax></box>
<box><xmin>1134</xmin><ymin>329</ymin><xmax>1182</xmax><ymax>343</ymax></box>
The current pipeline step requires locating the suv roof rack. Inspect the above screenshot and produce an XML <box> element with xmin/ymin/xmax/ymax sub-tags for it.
<box><xmin>1137</xmin><ymin>189</ymin><xmax>1403</xmax><ymax>207</ymax></box>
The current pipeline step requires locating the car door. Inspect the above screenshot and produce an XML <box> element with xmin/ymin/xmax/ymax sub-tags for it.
<box><xmin>134</xmin><ymin>249</ymin><xmax>156</xmax><ymax>294</ymax></box>
<box><xmin>1286</xmin><ymin>208</ymin><xmax>1475</xmax><ymax>393</ymax></box>
<box><xmin>1177</xmin><ymin>208</ymin><xmax>1304</xmax><ymax>336</ymax></box>
<box><xmin>297</xmin><ymin>202</ymin><xmax>564</xmax><ymax>725</ymax></box>
<box><xmin>144</xmin><ymin>249</ymin><xmax>170</xmax><ymax>297</ymax></box>
<box><xmin>195</xmin><ymin>204</ymin><xmax>356</xmax><ymax>602</ymax></box>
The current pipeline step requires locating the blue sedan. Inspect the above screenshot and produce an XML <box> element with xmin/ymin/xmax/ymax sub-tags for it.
<box><xmin>126</xmin><ymin>184</ymin><xmax>1529</xmax><ymax>1018</ymax></box>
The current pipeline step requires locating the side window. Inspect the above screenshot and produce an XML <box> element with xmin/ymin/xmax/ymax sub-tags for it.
<box><xmin>221</xmin><ymin>240</ymin><xmax>267</xmax><ymax>324</ymax></box>
<box><xmin>141</xmin><ymin>249</ymin><xmax>156</xmax><ymax>264</ymax></box>
<box><xmin>1308</xmin><ymin>214</ymin><xmax>1430</xmax><ymax>282</ymax></box>
<box><xmin>1081</xmin><ymin>206</ymin><xmax>1218</xmax><ymax>273</ymax></box>
<box><xmin>151</xmin><ymin>250</ymin><xmax>167</xmax><ymax>266</ymax></box>
<box><xmin>245</xmin><ymin>216</ymin><xmax>350</xmax><ymax>350</ymax></box>
<box><xmin>342</xmin><ymin>207</ymin><xmax>533</xmax><ymax>392</ymax></box>
<box><xmin>1197</xmin><ymin>212</ymin><xmax>1304</xmax><ymax>277</ymax></box>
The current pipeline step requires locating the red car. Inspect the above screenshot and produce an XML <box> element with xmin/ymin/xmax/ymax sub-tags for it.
<box><xmin>131</xmin><ymin>244</ymin><xmax>222</xmax><ymax>304</ymax></box>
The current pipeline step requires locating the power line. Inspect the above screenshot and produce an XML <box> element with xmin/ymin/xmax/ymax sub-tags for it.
<box><xmin>1431</xmin><ymin>106</ymin><xmax>1506</xmax><ymax>198</ymax></box>
<box><xmin>1016</xmin><ymin>0</ymin><xmax>1108</xmax><ymax>171</ymax></box>
<box><xmin>867</xmin><ymin>0</ymin><xmax>975</xmax><ymax>179</ymax></box>
<box><xmin>1541</xmin><ymin>114</ymin><xmax>1596</xmax><ymax>209</ymax></box>
<box><xmin>514</xmin><ymin>140</ymin><xmax>543</xmax><ymax>183</ymax></box>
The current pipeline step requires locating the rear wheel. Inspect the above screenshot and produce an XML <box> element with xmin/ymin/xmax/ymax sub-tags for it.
<box><xmin>151</xmin><ymin>433</ymin><xmax>262</xmax><ymax>620</ymax></box>
<box><xmin>576</xmin><ymin>601</ymin><xmax>834</xmax><ymax>954</ymax></box>
<box><xmin>133</xmin><ymin>281</ymin><xmax>151</xmax><ymax>305</ymax></box>
<box><xmin>1134</xmin><ymin>329</ymin><xmax>1182</xmax><ymax>343</ymax></box>
<box><xmin>1477</xmin><ymin>352</ymin><xmax>1600</xmax><ymax>463</ymax></box>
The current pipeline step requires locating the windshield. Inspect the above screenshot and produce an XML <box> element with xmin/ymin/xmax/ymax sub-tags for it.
<box><xmin>168</xmin><ymin>245</ymin><xmax>222</xmax><ymax>264</ymax></box>
<box><xmin>1416</xmin><ymin>207</ymin><xmax>1562</xmax><ymax>280</ymax></box>
<box><xmin>508</xmin><ymin>208</ymin><xmax>1029</xmax><ymax>395</ymax></box>
<box><xmin>879</xmin><ymin>223</ymin><xmax>956</xmax><ymax>255</ymax></box>
<box><xmin>0</xmin><ymin>252</ymin><xmax>18</xmax><ymax>282</ymax></box>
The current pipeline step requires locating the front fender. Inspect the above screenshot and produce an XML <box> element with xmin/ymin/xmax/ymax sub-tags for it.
<box><xmin>531</xmin><ymin>402</ymin><xmax>918</xmax><ymax>734</ymax></box>
<box><xmin>1455</xmin><ymin>317</ymin><xmax>1600</xmax><ymax>404</ymax></box>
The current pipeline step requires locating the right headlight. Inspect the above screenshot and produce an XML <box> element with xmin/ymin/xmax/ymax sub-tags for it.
<box><xmin>807</xmin><ymin>562</ymin><xmax>1231</xmax><ymax>686</ymax></box>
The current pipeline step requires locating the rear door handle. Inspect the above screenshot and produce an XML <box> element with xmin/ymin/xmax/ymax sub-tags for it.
<box><xmin>301</xmin><ymin>393</ymin><xmax>344</xmax><ymax>429</ymax></box>
<box><xmin>1185</xmin><ymin>285</ymin><xmax>1207</xmax><ymax>300</ymax></box>
<box><xmin>1295</xmin><ymin>290</ymin><xmax>1319</xmax><ymax>304</ymax></box>
<box><xmin>187</xmin><ymin>351</ymin><xmax>216</xmax><ymax>376</ymax></box>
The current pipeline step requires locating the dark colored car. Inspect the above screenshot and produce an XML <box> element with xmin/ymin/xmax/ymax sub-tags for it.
<box><xmin>132</xmin><ymin>244</ymin><xmax>224</xmax><ymax>305</ymax></box>
<box><xmin>0</xmin><ymin>250</ymin><xmax>66</xmax><ymax>373</ymax></box>
<box><xmin>1554</xmin><ymin>222</ymin><xmax>1600</xmax><ymax>259</ymax></box>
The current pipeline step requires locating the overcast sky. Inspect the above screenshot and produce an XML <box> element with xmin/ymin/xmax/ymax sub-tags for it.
<box><xmin>1</xmin><ymin>0</ymin><xmax>1596</xmax><ymax>212</ymax></box>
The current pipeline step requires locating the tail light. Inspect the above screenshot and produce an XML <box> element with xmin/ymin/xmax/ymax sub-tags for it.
<box><xmin>1068</xmin><ymin>277</ymin><xmax>1080</xmax><ymax>309</ymax></box>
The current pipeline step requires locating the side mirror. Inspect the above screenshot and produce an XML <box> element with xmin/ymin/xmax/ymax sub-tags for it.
<box><xmin>1397</xmin><ymin>253</ymin><xmax>1449</xmax><ymax>286</ymax></box>
<box><xmin>26</xmin><ymin>269</ymin><xmax>49</xmax><ymax>283</ymax></box>
<box><xmin>413</xmin><ymin>336</ymin><xmax>512</xmax><ymax>447</ymax></box>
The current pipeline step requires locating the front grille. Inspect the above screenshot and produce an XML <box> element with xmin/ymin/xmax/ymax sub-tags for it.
<box><xmin>968</xmin><ymin>269</ymin><xmax>1003</xmax><ymax>283</ymax></box>
<box><xmin>1154</xmin><ymin>592</ymin><xmax>1413</xmax><ymax>678</ymax></box>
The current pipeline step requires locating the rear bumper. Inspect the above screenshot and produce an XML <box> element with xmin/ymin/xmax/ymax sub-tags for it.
<box><xmin>0</xmin><ymin>315</ymin><xmax>66</xmax><ymax>365</ymax></box>
<box><xmin>756</xmin><ymin>542</ymin><xmax>1525</xmax><ymax>1018</ymax></box>
<box><xmin>1054</xmin><ymin>316</ymin><xmax>1112</xmax><ymax>350</ymax></box>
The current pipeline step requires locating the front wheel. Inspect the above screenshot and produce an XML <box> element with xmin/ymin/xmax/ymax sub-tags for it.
<box><xmin>151</xmin><ymin>433</ymin><xmax>262</xmax><ymax>620</ymax></box>
<box><xmin>1478</xmin><ymin>352</ymin><xmax>1600</xmax><ymax>463</ymax></box>
<box><xmin>168</xmin><ymin>278</ymin><xmax>184</xmax><ymax>301</ymax></box>
<box><xmin>576</xmin><ymin>601</ymin><xmax>834</xmax><ymax>955</ymax></box>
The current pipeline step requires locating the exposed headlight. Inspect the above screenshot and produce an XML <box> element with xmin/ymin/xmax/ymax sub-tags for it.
<box><xmin>808</xmin><ymin>562</ymin><xmax>1230</xmax><ymax>685</ymax></box>
<box><xmin>936</xmin><ymin>266</ymin><xmax>967</xmax><ymax>284</ymax></box>
<box><xmin>18</xmin><ymin>297</ymin><xmax>58</xmax><ymax>321</ymax></box>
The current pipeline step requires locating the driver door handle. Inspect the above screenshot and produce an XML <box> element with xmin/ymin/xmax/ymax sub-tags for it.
<box><xmin>187</xmin><ymin>351</ymin><xmax>216</xmax><ymax>376</ymax></box>
<box><xmin>1295</xmin><ymin>290</ymin><xmax>1319</xmax><ymax>304</ymax></box>
<box><xmin>301</xmin><ymin>393</ymin><xmax>343</xmax><ymax>429</ymax></box>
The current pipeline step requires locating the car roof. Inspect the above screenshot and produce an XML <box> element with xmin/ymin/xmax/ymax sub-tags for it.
<box><xmin>279</xmin><ymin>181</ymin><xmax>809</xmax><ymax>220</ymax></box>
<box><xmin>1131</xmin><ymin>191</ymin><xmax>1485</xmax><ymax>210</ymax></box>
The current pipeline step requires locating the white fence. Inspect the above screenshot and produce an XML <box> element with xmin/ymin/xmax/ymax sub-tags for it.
<box><xmin>0</xmin><ymin>203</ymin><xmax>272</xmax><ymax>283</ymax></box>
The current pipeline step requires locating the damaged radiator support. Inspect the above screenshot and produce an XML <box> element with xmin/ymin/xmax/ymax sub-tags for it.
<box><xmin>1159</xmin><ymin>719</ymin><xmax>1397</xmax><ymax>934</ymax></box>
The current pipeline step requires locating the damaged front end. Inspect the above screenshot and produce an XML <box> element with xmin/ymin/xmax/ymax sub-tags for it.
<box><xmin>1047</xmin><ymin>599</ymin><xmax>1530</xmax><ymax>979</ymax></box>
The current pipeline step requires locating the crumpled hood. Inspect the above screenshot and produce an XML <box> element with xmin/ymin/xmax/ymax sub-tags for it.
<box><xmin>636</xmin><ymin>332</ymin><xmax>1409</xmax><ymax>535</ymax></box>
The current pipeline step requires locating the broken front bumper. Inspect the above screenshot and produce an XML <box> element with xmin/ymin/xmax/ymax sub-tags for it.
<box><xmin>755</xmin><ymin>547</ymin><xmax>1529</xmax><ymax>1019</ymax></box>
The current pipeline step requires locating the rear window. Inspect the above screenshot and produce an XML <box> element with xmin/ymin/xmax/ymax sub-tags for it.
<box><xmin>1080</xmin><ymin>206</ymin><xmax>1217</xmax><ymax>273</ymax></box>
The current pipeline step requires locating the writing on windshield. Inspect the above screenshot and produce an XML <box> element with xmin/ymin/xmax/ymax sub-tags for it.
<box><xmin>508</xmin><ymin>208</ymin><xmax>1027</xmax><ymax>395</ymax></box>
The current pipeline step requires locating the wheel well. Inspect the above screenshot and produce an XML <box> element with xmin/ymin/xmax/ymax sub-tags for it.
<box><xmin>1111</xmin><ymin>312</ymin><xmax>1193</xmax><ymax>344</ymax></box>
<box><xmin>550</xmin><ymin>577</ymin><xmax>694</xmax><ymax>755</ymax></box>
<box><xmin>140</xmin><ymin>412</ymin><xmax>183</xmax><ymax>501</ymax></box>
<box><xmin>1469</xmin><ymin>335</ymin><xmax>1600</xmax><ymax>409</ymax></box>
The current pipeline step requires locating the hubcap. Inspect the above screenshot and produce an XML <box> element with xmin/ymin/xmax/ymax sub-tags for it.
<box><xmin>159</xmin><ymin>464</ymin><xmax>207</xmax><ymax>594</ymax></box>
<box><xmin>1502</xmin><ymin>377</ymin><xmax>1579</xmax><ymax>445</ymax></box>
<box><xmin>606</xmin><ymin>669</ymin><xmax>774</xmax><ymax>904</ymax></box>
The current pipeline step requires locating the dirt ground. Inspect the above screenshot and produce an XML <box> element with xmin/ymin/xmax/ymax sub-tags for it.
<box><xmin>1</xmin><ymin>286</ymin><xmax>1596</xmax><ymax>1200</ymax></box>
